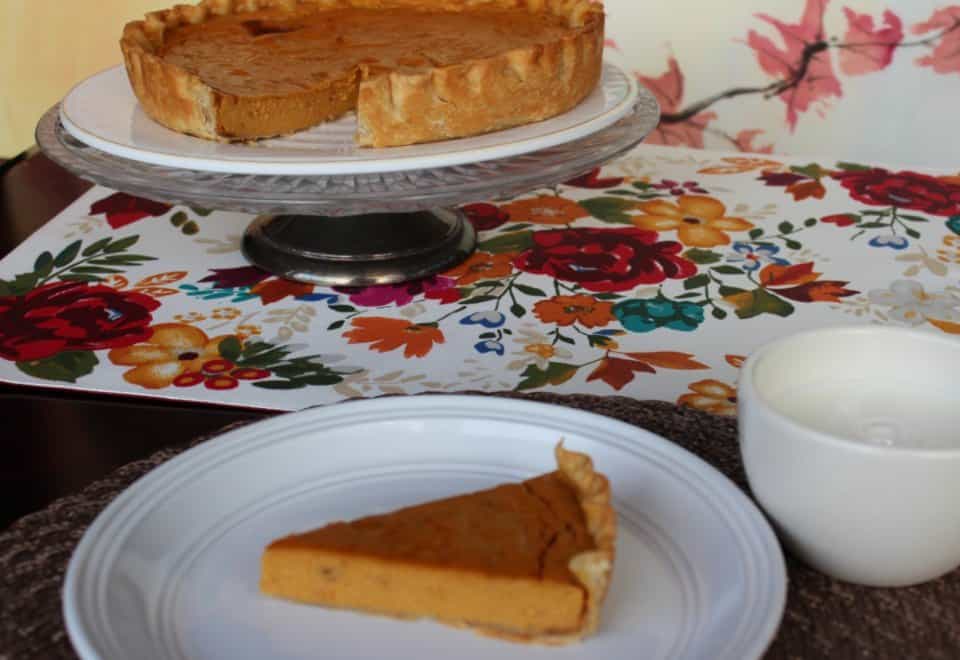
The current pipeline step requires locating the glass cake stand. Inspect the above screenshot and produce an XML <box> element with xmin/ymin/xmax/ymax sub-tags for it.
<box><xmin>36</xmin><ymin>92</ymin><xmax>660</xmax><ymax>286</ymax></box>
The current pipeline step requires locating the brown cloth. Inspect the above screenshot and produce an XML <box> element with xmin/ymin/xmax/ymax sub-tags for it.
<box><xmin>2</xmin><ymin>393</ymin><xmax>959</xmax><ymax>659</ymax></box>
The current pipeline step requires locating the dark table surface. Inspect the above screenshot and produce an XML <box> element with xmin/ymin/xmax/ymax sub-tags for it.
<box><xmin>0</xmin><ymin>150</ymin><xmax>270</xmax><ymax>530</ymax></box>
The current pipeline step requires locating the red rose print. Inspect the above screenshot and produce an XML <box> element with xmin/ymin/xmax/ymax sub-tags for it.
<box><xmin>513</xmin><ymin>228</ymin><xmax>697</xmax><ymax>293</ymax></box>
<box><xmin>461</xmin><ymin>203</ymin><xmax>509</xmax><ymax>231</ymax></box>
<box><xmin>832</xmin><ymin>169</ymin><xmax>960</xmax><ymax>217</ymax></box>
<box><xmin>335</xmin><ymin>276</ymin><xmax>459</xmax><ymax>307</ymax></box>
<box><xmin>89</xmin><ymin>193</ymin><xmax>172</xmax><ymax>229</ymax></box>
<box><xmin>821</xmin><ymin>213</ymin><xmax>858</xmax><ymax>227</ymax></box>
<box><xmin>564</xmin><ymin>168</ymin><xmax>625</xmax><ymax>189</ymax></box>
<box><xmin>759</xmin><ymin>171</ymin><xmax>807</xmax><ymax>187</ymax></box>
<box><xmin>200</xmin><ymin>266</ymin><xmax>271</xmax><ymax>289</ymax></box>
<box><xmin>423</xmin><ymin>277</ymin><xmax>462</xmax><ymax>304</ymax></box>
<box><xmin>0</xmin><ymin>281</ymin><xmax>160</xmax><ymax>362</ymax></box>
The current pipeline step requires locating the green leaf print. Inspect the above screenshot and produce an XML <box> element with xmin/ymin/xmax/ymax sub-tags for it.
<box><xmin>711</xmin><ymin>265</ymin><xmax>744</xmax><ymax>275</ymax></box>
<box><xmin>81</xmin><ymin>237</ymin><xmax>112</xmax><ymax>257</ymax></box>
<box><xmin>33</xmin><ymin>252</ymin><xmax>54</xmax><ymax>278</ymax></box>
<box><xmin>683</xmin><ymin>248</ymin><xmax>723</xmax><ymax>265</ymax></box>
<box><xmin>725</xmin><ymin>288</ymin><xmax>795</xmax><ymax>320</ymax></box>
<box><xmin>514</xmin><ymin>284</ymin><xmax>547</xmax><ymax>297</ymax></box>
<box><xmin>515</xmin><ymin>362</ymin><xmax>579</xmax><ymax>391</ymax></box>
<box><xmin>53</xmin><ymin>240</ymin><xmax>82</xmax><ymax>267</ymax></box>
<box><xmin>218</xmin><ymin>337</ymin><xmax>243</xmax><ymax>362</ymax></box>
<box><xmin>683</xmin><ymin>274</ymin><xmax>711</xmax><ymax>290</ymax></box>
<box><xmin>17</xmin><ymin>351</ymin><xmax>99</xmax><ymax>383</ymax></box>
<box><xmin>834</xmin><ymin>162</ymin><xmax>872</xmax><ymax>172</ymax></box>
<box><xmin>579</xmin><ymin>197</ymin><xmax>636</xmax><ymax>224</ymax></box>
<box><xmin>477</xmin><ymin>230</ymin><xmax>535</xmax><ymax>254</ymax></box>
<box><xmin>103</xmin><ymin>236</ymin><xmax>140</xmax><ymax>253</ymax></box>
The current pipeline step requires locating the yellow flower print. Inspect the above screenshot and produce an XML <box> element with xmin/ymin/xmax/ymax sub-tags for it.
<box><xmin>631</xmin><ymin>195</ymin><xmax>754</xmax><ymax>248</ymax></box>
<box><xmin>211</xmin><ymin>307</ymin><xmax>242</xmax><ymax>320</ymax></box>
<box><xmin>677</xmin><ymin>379</ymin><xmax>738</xmax><ymax>416</ymax></box>
<box><xmin>108</xmin><ymin>323</ymin><xmax>233</xmax><ymax>389</ymax></box>
<box><xmin>236</xmin><ymin>324</ymin><xmax>262</xmax><ymax>341</ymax></box>
<box><xmin>525</xmin><ymin>343</ymin><xmax>557</xmax><ymax>360</ymax></box>
<box><xmin>506</xmin><ymin>327</ymin><xmax>573</xmax><ymax>371</ymax></box>
<box><xmin>174</xmin><ymin>311</ymin><xmax>206</xmax><ymax>324</ymax></box>
<box><xmin>937</xmin><ymin>235</ymin><xmax>960</xmax><ymax>266</ymax></box>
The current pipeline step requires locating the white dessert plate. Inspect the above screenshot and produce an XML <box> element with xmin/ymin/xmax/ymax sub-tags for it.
<box><xmin>63</xmin><ymin>395</ymin><xmax>785</xmax><ymax>660</ymax></box>
<box><xmin>59</xmin><ymin>61</ymin><xmax>641</xmax><ymax>175</ymax></box>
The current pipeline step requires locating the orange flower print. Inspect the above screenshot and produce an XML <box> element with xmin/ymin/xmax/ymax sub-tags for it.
<box><xmin>756</xmin><ymin>262</ymin><xmax>857</xmax><ymax>303</ymax></box>
<box><xmin>533</xmin><ymin>294</ymin><xmax>614</xmax><ymax>328</ymax></box>
<box><xmin>500</xmin><ymin>196</ymin><xmax>589</xmax><ymax>225</ymax></box>
<box><xmin>108</xmin><ymin>323</ymin><xmax>234</xmax><ymax>389</ymax></box>
<box><xmin>677</xmin><ymin>379</ymin><xmax>738</xmax><ymax>416</ymax></box>
<box><xmin>698</xmin><ymin>157</ymin><xmax>783</xmax><ymax>175</ymax></box>
<box><xmin>443</xmin><ymin>251</ymin><xmax>514</xmax><ymax>286</ymax></box>
<box><xmin>101</xmin><ymin>274</ymin><xmax>130</xmax><ymax>290</ymax></box>
<box><xmin>725</xmin><ymin>354</ymin><xmax>747</xmax><ymax>369</ymax></box>
<box><xmin>344</xmin><ymin>317</ymin><xmax>444</xmax><ymax>358</ymax></box>
<box><xmin>526</xmin><ymin>343</ymin><xmax>558</xmax><ymax>360</ymax></box>
<box><xmin>785</xmin><ymin>179</ymin><xmax>826</xmax><ymax>201</ymax></box>
<box><xmin>631</xmin><ymin>195</ymin><xmax>754</xmax><ymax>248</ymax></box>
<box><xmin>251</xmin><ymin>278</ymin><xmax>315</xmax><ymax>304</ymax></box>
<box><xmin>134</xmin><ymin>271</ymin><xmax>188</xmax><ymax>288</ymax></box>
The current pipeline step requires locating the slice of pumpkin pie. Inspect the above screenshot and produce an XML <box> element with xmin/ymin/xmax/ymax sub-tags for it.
<box><xmin>259</xmin><ymin>443</ymin><xmax>616</xmax><ymax>644</ymax></box>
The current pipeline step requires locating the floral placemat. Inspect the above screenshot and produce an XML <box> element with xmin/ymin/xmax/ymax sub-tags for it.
<box><xmin>2</xmin><ymin>144</ymin><xmax>959</xmax><ymax>412</ymax></box>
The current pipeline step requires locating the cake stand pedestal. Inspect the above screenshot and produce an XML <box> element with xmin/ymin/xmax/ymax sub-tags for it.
<box><xmin>243</xmin><ymin>209</ymin><xmax>473</xmax><ymax>285</ymax></box>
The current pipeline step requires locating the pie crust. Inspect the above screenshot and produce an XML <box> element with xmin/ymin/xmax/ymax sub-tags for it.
<box><xmin>259</xmin><ymin>443</ymin><xmax>616</xmax><ymax>644</ymax></box>
<box><xmin>546</xmin><ymin>442</ymin><xmax>617</xmax><ymax>644</ymax></box>
<box><xmin>119</xmin><ymin>0</ymin><xmax>605</xmax><ymax>147</ymax></box>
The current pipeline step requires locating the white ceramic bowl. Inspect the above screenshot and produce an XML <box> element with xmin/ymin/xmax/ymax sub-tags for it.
<box><xmin>738</xmin><ymin>326</ymin><xmax>960</xmax><ymax>587</ymax></box>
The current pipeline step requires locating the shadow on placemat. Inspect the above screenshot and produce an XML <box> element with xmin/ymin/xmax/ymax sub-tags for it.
<box><xmin>1</xmin><ymin>393</ymin><xmax>959</xmax><ymax>659</ymax></box>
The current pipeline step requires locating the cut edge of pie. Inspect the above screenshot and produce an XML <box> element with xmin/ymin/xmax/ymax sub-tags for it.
<box><xmin>119</xmin><ymin>0</ymin><xmax>605</xmax><ymax>147</ymax></box>
<box><xmin>258</xmin><ymin>442</ymin><xmax>616</xmax><ymax>644</ymax></box>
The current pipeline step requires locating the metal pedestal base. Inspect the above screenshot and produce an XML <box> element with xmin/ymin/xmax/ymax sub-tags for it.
<box><xmin>241</xmin><ymin>208</ymin><xmax>476</xmax><ymax>287</ymax></box>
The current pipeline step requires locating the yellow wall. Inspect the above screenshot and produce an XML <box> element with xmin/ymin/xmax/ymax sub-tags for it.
<box><xmin>0</xmin><ymin>1</ymin><xmax>161</xmax><ymax>157</ymax></box>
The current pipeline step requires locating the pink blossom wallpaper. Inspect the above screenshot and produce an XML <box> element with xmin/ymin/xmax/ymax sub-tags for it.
<box><xmin>603</xmin><ymin>0</ymin><xmax>960</xmax><ymax>167</ymax></box>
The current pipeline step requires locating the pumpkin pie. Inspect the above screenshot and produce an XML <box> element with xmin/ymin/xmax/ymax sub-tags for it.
<box><xmin>259</xmin><ymin>443</ymin><xmax>616</xmax><ymax>644</ymax></box>
<box><xmin>119</xmin><ymin>0</ymin><xmax>605</xmax><ymax>146</ymax></box>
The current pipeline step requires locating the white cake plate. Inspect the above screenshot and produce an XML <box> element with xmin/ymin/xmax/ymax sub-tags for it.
<box><xmin>60</xmin><ymin>62</ymin><xmax>638</xmax><ymax>176</ymax></box>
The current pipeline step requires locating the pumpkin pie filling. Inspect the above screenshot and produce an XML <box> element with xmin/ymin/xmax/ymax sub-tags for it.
<box><xmin>120</xmin><ymin>0</ymin><xmax>605</xmax><ymax>145</ymax></box>
<box><xmin>260</xmin><ymin>444</ymin><xmax>616</xmax><ymax>643</ymax></box>
<box><xmin>161</xmin><ymin>9</ymin><xmax>572</xmax><ymax>96</ymax></box>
